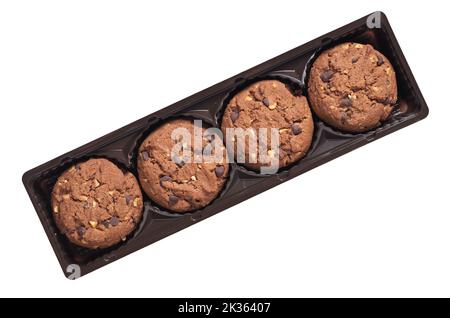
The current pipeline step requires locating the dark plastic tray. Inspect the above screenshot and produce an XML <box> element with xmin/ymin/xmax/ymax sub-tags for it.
<box><xmin>22</xmin><ymin>12</ymin><xmax>429</xmax><ymax>279</ymax></box>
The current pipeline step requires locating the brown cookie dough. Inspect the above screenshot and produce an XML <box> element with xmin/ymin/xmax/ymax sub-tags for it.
<box><xmin>137</xmin><ymin>118</ymin><xmax>229</xmax><ymax>213</ymax></box>
<box><xmin>308</xmin><ymin>42</ymin><xmax>397</xmax><ymax>132</ymax></box>
<box><xmin>220</xmin><ymin>79</ymin><xmax>314</xmax><ymax>170</ymax></box>
<box><xmin>51</xmin><ymin>158</ymin><xmax>143</xmax><ymax>249</ymax></box>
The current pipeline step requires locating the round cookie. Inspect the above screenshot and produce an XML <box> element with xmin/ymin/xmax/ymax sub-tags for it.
<box><xmin>220</xmin><ymin>79</ymin><xmax>314</xmax><ymax>171</ymax></box>
<box><xmin>308</xmin><ymin>42</ymin><xmax>397</xmax><ymax>133</ymax></box>
<box><xmin>137</xmin><ymin>118</ymin><xmax>229</xmax><ymax>213</ymax></box>
<box><xmin>51</xmin><ymin>158</ymin><xmax>143</xmax><ymax>249</ymax></box>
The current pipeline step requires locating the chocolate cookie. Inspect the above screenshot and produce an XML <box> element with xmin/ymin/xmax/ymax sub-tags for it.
<box><xmin>137</xmin><ymin>119</ymin><xmax>229</xmax><ymax>213</ymax></box>
<box><xmin>308</xmin><ymin>42</ymin><xmax>397</xmax><ymax>132</ymax></box>
<box><xmin>51</xmin><ymin>158</ymin><xmax>143</xmax><ymax>249</ymax></box>
<box><xmin>220</xmin><ymin>79</ymin><xmax>314</xmax><ymax>171</ymax></box>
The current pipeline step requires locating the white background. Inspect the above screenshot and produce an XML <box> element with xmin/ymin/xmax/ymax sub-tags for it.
<box><xmin>0</xmin><ymin>0</ymin><xmax>448</xmax><ymax>297</ymax></box>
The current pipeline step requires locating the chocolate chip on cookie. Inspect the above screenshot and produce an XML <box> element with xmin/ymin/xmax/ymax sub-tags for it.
<box><xmin>230</xmin><ymin>109</ymin><xmax>240</xmax><ymax>123</ymax></box>
<box><xmin>291</xmin><ymin>122</ymin><xmax>302</xmax><ymax>135</ymax></box>
<box><xmin>320</xmin><ymin>70</ymin><xmax>334</xmax><ymax>83</ymax></box>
